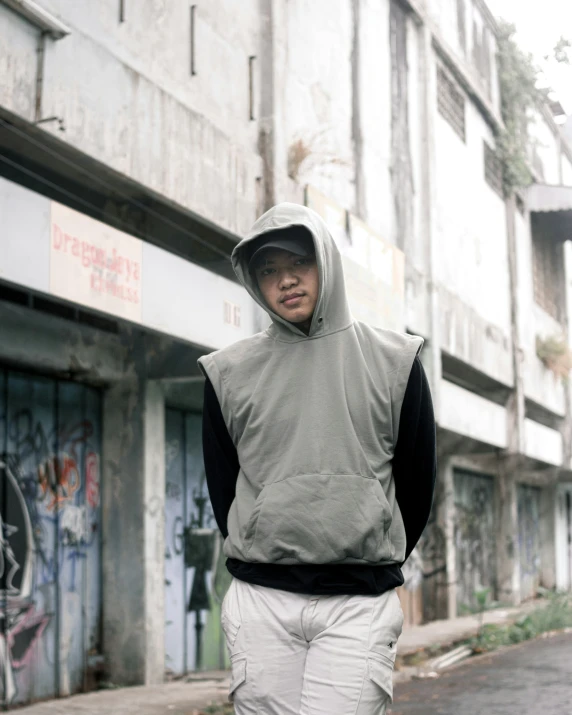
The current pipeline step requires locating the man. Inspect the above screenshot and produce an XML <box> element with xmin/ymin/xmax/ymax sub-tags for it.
<box><xmin>199</xmin><ymin>203</ymin><xmax>435</xmax><ymax>715</ymax></box>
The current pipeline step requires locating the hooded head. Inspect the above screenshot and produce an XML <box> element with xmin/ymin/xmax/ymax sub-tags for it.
<box><xmin>232</xmin><ymin>203</ymin><xmax>353</xmax><ymax>341</ymax></box>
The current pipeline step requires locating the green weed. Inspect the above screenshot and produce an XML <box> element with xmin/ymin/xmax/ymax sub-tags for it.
<box><xmin>469</xmin><ymin>591</ymin><xmax>572</xmax><ymax>654</ymax></box>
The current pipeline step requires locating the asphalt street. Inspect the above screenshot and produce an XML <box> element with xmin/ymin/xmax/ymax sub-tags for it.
<box><xmin>390</xmin><ymin>631</ymin><xmax>572</xmax><ymax>715</ymax></box>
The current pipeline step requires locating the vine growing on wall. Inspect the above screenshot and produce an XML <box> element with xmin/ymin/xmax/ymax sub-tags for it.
<box><xmin>496</xmin><ymin>20</ymin><xmax>543</xmax><ymax>196</ymax></box>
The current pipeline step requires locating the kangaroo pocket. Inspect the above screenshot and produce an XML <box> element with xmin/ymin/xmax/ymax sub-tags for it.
<box><xmin>243</xmin><ymin>474</ymin><xmax>393</xmax><ymax>564</ymax></box>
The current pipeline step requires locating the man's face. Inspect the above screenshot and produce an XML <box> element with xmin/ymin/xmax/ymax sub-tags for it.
<box><xmin>254</xmin><ymin>248</ymin><xmax>319</xmax><ymax>332</ymax></box>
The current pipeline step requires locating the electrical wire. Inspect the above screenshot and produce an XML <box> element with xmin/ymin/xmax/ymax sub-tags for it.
<box><xmin>0</xmin><ymin>118</ymin><xmax>235</xmax><ymax>261</ymax></box>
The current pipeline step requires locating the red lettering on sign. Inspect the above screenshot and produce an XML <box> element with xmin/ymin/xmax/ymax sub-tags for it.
<box><xmin>53</xmin><ymin>223</ymin><xmax>63</xmax><ymax>249</ymax></box>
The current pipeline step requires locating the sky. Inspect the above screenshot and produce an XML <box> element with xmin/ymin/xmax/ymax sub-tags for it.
<box><xmin>487</xmin><ymin>0</ymin><xmax>572</xmax><ymax>114</ymax></box>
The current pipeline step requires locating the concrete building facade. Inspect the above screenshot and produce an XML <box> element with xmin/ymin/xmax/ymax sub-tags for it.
<box><xmin>0</xmin><ymin>0</ymin><xmax>571</xmax><ymax>707</ymax></box>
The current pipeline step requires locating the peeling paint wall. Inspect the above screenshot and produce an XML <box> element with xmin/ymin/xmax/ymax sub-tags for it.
<box><xmin>434</xmin><ymin>95</ymin><xmax>511</xmax><ymax>340</ymax></box>
<box><xmin>439</xmin><ymin>286</ymin><xmax>514</xmax><ymax>386</ymax></box>
<box><xmin>514</xmin><ymin>162</ymin><xmax>568</xmax><ymax>418</ymax></box>
<box><xmin>281</xmin><ymin>0</ymin><xmax>354</xmax><ymax>210</ymax></box>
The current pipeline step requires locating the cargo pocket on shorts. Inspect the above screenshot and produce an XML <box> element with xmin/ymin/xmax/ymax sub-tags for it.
<box><xmin>221</xmin><ymin>609</ymin><xmax>245</xmax><ymax>668</ymax></box>
<box><xmin>228</xmin><ymin>656</ymin><xmax>247</xmax><ymax>703</ymax></box>
<box><xmin>221</xmin><ymin>611</ymin><xmax>240</xmax><ymax>647</ymax></box>
<box><xmin>367</xmin><ymin>647</ymin><xmax>395</xmax><ymax>703</ymax></box>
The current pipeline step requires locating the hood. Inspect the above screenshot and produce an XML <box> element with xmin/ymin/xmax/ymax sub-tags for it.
<box><xmin>232</xmin><ymin>203</ymin><xmax>353</xmax><ymax>342</ymax></box>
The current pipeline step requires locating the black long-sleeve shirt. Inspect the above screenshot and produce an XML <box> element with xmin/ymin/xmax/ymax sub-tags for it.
<box><xmin>201</xmin><ymin>356</ymin><xmax>436</xmax><ymax>596</ymax></box>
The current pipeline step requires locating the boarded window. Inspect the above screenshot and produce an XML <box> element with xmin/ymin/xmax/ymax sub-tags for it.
<box><xmin>484</xmin><ymin>141</ymin><xmax>503</xmax><ymax>198</ymax></box>
<box><xmin>532</xmin><ymin>221</ymin><xmax>565</xmax><ymax>322</ymax></box>
<box><xmin>437</xmin><ymin>66</ymin><xmax>466</xmax><ymax>141</ymax></box>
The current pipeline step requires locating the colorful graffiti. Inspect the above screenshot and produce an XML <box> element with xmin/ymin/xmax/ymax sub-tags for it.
<box><xmin>454</xmin><ymin>470</ymin><xmax>496</xmax><ymax>612</ymax></box>
<box><xmin>517</xmin><ymin>485</ymin><xmax>541</xmax><ymax>601</ymax></box>
<box><xmin>0</xmin><ymin>373</ymin><xmax>102</xmax><ymax>707</ymax></box>
<box><xmin>164</xmin><ymin>410</ymin><xmax>229</xmax><ymax>677</ymax></box>
<box><xmin>0</xmin><ymin>458</ymin><xmax>51</xmax><ymax>703</ymax></box>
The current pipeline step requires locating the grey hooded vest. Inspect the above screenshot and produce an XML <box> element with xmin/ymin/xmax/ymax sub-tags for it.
<box><xmin>198</xmin><ymin>203</ymin><xmax>423</xmax><ymax>566</ymax></box>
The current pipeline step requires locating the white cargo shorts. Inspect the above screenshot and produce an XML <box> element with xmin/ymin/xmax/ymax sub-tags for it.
<box><xmin>221</xmin><ymin>578</ymin><xmax>404</xmax><ymax>715</ymax></box>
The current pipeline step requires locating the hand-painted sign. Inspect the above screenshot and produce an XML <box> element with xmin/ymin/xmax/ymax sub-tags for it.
<box><xmin>49</xmin><ymin>202</ymin><xmax>142</xmax><ymax>323</ymax></box>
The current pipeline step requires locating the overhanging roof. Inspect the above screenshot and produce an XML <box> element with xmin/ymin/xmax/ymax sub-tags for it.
<box><xmin>527</xmin><ymin>183</ymin><xmax>572</xmax><ymax>213</ymax></box>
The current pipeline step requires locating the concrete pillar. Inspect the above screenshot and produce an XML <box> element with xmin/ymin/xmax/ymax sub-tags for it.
<box><xmin>495</xmin><ymin>464</ymin><xmax>520</xmax><ymax>605</ymax></box>
<box><xmin>102</xmin><ymin>378</ymin><xmax>165</xmax><ymax>685</ymax></box>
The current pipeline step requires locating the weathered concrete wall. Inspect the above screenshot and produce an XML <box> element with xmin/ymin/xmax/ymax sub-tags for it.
<box><xmin>0</xmin><ymin>4</ymin><xmax>37</xmax><ymax>119</ymax></box>
<box><xmin>0</xmin><ymin>301</ymin><xmax>129</xmax><ymax>383</ymax></box>
<box><xmin>440</xmin><ymin>379</ymin><xmax>508</xmax><ymax>448</ymax></box>
<box><xmin>277</xmin><ymin>0</ymin><xmax>424</xmax><ymax>253</ymax></box>
<box><xmin>39</xmin><ymin>0</ymin><xmax>260</xmax><ymax>151</ymax></box>
<box><xmin>431</xmin><ymin>15</ymin><xmax>511</xmax><ymax>385</ymax></box>
<box><xmin>495</xmin><ymin>468</ymin><xmax>520</xmax><ymax>605</ymax></box>
<box><xmin>434</xmin><ymin>95</ymin><xmax>511</xmax><ymax>336</ymax></box>
<box><xmin>1</xmin><ymin>0</ymin><xmax>262</xmax><ymax>235</ymax></box>
<box><xmin>426</xmin><ymin>0</ymin><xmax>500</xmax><ymax>114</ymax></box>
<box><xmin>280</xmin><ymin>0</ymin><xmax>354</xmax><ymax>210</ymax></box>
<box><xmin>523</xmin><ymin>419</ymin><xmax>563</xmax><ymax>466</ymax></box>
<box><xmin>356</xmin><ymin>0</ymin><xmax>393</xmax><ymax>238</ymax></box>
<box><xmin>514</xmin><ymin>186</ymin><xmax>567</xmax><ymax>417</ymax></box>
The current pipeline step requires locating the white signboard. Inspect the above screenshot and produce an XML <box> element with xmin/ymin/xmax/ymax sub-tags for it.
<box><xmin>50</xmin><ymin>202</ymin><xmax>142</xmax><ymax>323</ymax></box>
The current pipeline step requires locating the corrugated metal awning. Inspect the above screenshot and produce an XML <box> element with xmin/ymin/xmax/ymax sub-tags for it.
<box><xmin>527</xmin><ymin>183</ymin><xmax>572</xmax><ymax>213</ymax></box>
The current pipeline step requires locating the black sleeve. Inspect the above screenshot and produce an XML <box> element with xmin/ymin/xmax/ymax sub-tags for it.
<box><xmin>202</xmin><ymin>376</ymin><xmax>240</xmax><ymax>539</ymax></box>
<box><xmin>393</xmin><ymin>356</ymin><xmax>436</xmax><ymax>562</ymax></box>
